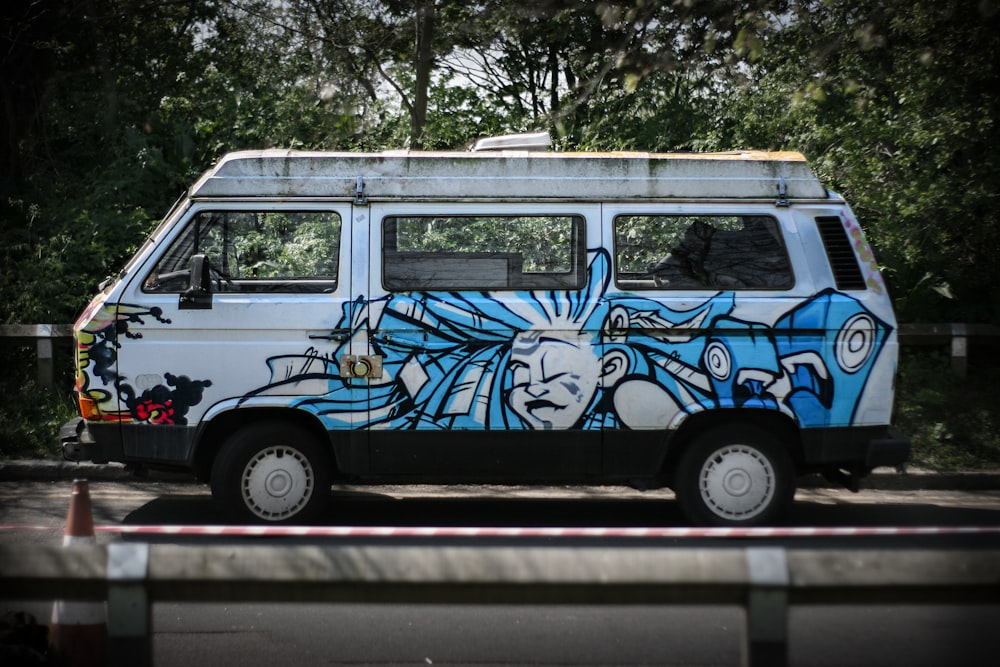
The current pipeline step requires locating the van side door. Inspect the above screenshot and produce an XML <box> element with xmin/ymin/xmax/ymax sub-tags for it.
<box><xmin>363</xmin><ymin>202</ymin><xmax>603</xmax><ymax>478</ymax></box>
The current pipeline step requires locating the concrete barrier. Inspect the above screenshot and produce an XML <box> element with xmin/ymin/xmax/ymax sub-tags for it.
<box><xmin>2</xmin><ymin>543</ymin><xmax>998</xmax><ymax>667</ymax></box>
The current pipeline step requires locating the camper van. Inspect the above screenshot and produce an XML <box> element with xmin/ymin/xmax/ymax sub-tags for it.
<box><xmin>61</xmin><ymin>134</ymin><xmax>909</xmax><ymax>526</ymax></box>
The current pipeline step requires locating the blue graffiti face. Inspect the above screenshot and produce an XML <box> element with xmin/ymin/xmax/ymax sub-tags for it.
<box><xmin>507</xmin><ymin>331</ymin><xmax>604</xmax><ymax>429</ymax></box>
<box><xmin>254</xmin><ymin>249</ymin><xmax>890</xmax><ymax>432</ymax></box>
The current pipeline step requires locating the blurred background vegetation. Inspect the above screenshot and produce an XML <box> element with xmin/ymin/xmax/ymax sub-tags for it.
<box><xmin>2</xmin><ymin>0</ymin><xmax>998</xmax><ymax>465</ymax></box>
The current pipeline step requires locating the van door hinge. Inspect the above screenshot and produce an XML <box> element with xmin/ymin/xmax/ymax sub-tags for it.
<box><xmin>776</xmin><ymin>177</ymin><xmax>789</xmax><ymax>207</ymax></box>
<box><xmin>355</xmin><ymin>175</ymin><xmax>368</xmax><ymax>205</ymax></box>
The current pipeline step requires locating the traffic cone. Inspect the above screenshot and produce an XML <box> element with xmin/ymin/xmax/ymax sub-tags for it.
<box><xmin>48</xmin><ymin>480</ymin><xmax>107</xmax><ymax>667</ymax></box>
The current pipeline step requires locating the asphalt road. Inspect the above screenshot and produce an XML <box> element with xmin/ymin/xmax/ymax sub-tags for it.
<box><xmin>2</xmin><ymin>478</ymin><xmax>1000</xmax><ymax>540</ymax></box>
<box><xmin>3</xmin><ymin>480</ymin><xmax>1000</xmax><ymax>666</ymax></box>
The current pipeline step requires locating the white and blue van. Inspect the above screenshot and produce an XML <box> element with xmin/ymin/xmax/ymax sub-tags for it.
<box><xmin>61</xmin><ymin>134</ymin><xmax>909</xmax><ymax>525</ymax></box>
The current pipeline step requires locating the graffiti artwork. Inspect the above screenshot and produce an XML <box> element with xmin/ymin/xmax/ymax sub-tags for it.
<box><xmin>240</xmin><ymin>250</ymin><xmax>889</xmax><ymax>433</ymax></box>
<box><xmin>74</xmin><ymin>301</ymin><xmax>211</xmax><ymax>424</ymax></box>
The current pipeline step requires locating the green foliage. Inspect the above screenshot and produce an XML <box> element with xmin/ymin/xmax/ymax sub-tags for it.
<box><xmin>894</xmin><ymin>348</ymin><xmax>1000</xmax><ymax>469</ymax></box>
<box><xmin>0</xmin><ymin>348</ymin><xmax>77</xmax><ymax>459</ymax></box>
<box><xmin>568</xmin><ymin>70</ymin><xmax>720</xmax><ymax>152</ymax></box>
<box><xmin>222</xmin><ymin>212</ymin><xmax>342</xmax><ymax>279</ymax></box>
<box><xmin>396</xmin><ymin>215</ymin><xmax>576</xmax><ymax>272</ymax></box>
<box><xmin>702</xmin><ymin>0</ymin><xmax>1000</xmax><ymax>324</ymax></box>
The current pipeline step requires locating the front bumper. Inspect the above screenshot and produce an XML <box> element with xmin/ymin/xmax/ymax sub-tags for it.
<box><xmin>60</xmin><ymin>417</ymin><xmax>124</xmax><ymax>464</ymax></box>
<box><xmin>60</xmin><ymin>417</ymin><xmax>197</xmax><ymax>469</ymax></box>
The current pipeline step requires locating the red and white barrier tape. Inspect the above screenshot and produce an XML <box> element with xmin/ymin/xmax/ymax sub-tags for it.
<box><xmin>2</xmin><ymin>524</ymin><xmax>1000</xmax><ymax>538</ymax></box>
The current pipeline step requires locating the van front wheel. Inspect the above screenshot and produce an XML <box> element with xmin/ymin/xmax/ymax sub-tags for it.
<box><xmin>211</xmin><ymin>422</ymin><xmax>331</xmax><ymax>523</ymax></box>
<box><xmin>674</xmin><ymin>425</ymin><xmax>794</xmax><ymax>526</ymax></box>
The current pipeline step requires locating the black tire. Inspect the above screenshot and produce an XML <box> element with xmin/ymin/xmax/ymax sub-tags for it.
<box><xmin>211</xmin><ymin>421</ymin><xmax>332</xmax><ymax>523</ymax></box>
<box><xmin>674</xmin><ymin>424</ymin><xmax>795</xmax><ymax>526</ymax></box>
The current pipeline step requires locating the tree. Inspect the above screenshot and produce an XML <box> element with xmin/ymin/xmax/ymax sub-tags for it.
<box><xmin>1</xmin><ymin>0</ymin><xmax>218</xmax><ymax>323</ymax></box>
<box><xmin>447</xmin><ymin>1</ymin><xmax>786</xmax><ymax>147</ymax></box>
<box><xmin>707</xmin><ymin>0</ymin><xmax>1000</xmax><ymax>322</ymax></box>
<box><xmin>280</xmin><ymin>0</ymin><xmax>485</xmax><ymax>148</ymax></box>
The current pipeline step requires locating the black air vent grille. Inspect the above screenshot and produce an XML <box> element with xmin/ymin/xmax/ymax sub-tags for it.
<box><xmin>815</xmin><ymin>216</ymin><xmax>867</xmax><ymax>290</ymax></box>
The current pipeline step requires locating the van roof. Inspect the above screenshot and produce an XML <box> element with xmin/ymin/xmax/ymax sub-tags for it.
<box><xmin>189</xmin><ymin>148</ymin><xmax>830</xmax><ymax>201</ymax></box>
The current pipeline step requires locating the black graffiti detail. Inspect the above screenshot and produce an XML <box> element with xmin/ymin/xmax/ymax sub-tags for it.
<box><xmin>119</xmin><ymin>373</ymin><xmax>212</xmax><ymax>426</ymax></box>
<box><xmin>117</xmin><ymin>305</ymin><xmax>172</xmax><ymax>340</ymax></box>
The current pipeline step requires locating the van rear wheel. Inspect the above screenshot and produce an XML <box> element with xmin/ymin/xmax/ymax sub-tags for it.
<box><xmin>211</xmin><ymin>422</ymin><xmax>331</xmax><ymax>523</ymax></box>
<box><xmin>674</xmin><ymin>425</ymin><xmax>794</xmax><ymax>526</ymax></box>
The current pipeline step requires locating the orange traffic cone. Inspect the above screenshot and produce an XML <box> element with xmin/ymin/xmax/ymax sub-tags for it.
<box><xmin>48</xmin><ymin>480</ymin><xmax>107</xmax><ymax>667</ymax></box>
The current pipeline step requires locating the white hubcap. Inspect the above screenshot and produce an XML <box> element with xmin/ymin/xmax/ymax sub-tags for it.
<box><xmin>242</xmin><ymin>446</ymin><xmax>313</xmax><ymax>520</ymax></box>
<box><xmin>699</xmin><ymin>445</ymin><xmax>775</xmax><ymax>520</ymax></box>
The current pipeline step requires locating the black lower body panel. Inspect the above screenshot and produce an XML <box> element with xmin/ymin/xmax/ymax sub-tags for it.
<box><xmin>800</xmin><ymin>425</ymin><xmax>910</xmax><ymax>469</ymax></box>
<box><xmin>61</xmin><ymin>417</ymin><xmax>196</xmax><ymax>468</ymax></box>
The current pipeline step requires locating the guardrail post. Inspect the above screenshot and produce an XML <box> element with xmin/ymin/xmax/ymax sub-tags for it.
<box><xmin>107</xmin><ymin>542</ymin><xmax>152</xmax><ymax>667</ymax></box>
<box><xmin>950</xmin><ymin>323</ymin><xmax>968</xmax><ymax>378</ymax></box>
<box><xmin>744</xmin><ymin>547</ymin><xmax>789</xmax><ymax>667</ymax></box>
<box><xmin>0</xmin><ymin>323</ymin><xmax>72</xmax><ymax>389</ymax></box>
<box><xmin>37</xmin><ymin>330</ymin><xmax>55</xmax><ymax>389</ymax></box>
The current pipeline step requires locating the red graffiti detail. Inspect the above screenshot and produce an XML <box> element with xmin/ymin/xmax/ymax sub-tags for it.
<box><xmin>135</xmin><ymin>399</ymin><xmax>175</xmax><ymax>425</ymax></box>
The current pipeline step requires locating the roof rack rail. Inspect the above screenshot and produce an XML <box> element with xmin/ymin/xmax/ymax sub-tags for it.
<box><xmin>472</xmin><ymin>131</ymin><xmax>551</xmax><ymax>152</ymax></box>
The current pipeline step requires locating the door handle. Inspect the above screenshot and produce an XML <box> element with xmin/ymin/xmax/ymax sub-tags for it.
<box><xmin>309</xmin><ymin>329</ymin><xmax>351</xmax><ymax>342</ymax></box>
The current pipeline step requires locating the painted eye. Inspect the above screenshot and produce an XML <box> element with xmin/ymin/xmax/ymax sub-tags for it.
<box><xmin>704</xmin><ymin>341</ymin><xmax>732</xmax><ymax>381</ymax></box>
<box><xmin>835</xmin><ymin>313</ymin><xmax>876</xmax><ymax>373</ymax></box>
<box><xmin>510</xmin><ymin>364</ymin><xmax>529</xmax><ymax>386</ymax></box>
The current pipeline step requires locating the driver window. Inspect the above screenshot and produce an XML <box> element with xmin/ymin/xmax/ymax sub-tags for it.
<box><xmin>144</xmin><ymin>210</ymin><xmax>341</xmax><ymax>293</ymax></box>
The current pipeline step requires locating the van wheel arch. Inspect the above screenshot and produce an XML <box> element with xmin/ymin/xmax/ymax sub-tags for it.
<box><xmin>664</xmin><ymin>411</ymin><xmax>801</xmax><ymax>525</ymax></box>
<box><xmin>665</xmin><ymin>410</ymin><xmax>801</xmax><ymax>472</ymax></box>
<box><xmin>192</xmin><ymin>408</ymin><xmax>333</xmax><ymax>483</ymax></box>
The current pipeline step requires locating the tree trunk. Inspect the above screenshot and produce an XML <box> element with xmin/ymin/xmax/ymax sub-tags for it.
<box><xmin>411</xmin><ymin>0</ymin><xmax>436</xmax><ymax>148</ymax></box>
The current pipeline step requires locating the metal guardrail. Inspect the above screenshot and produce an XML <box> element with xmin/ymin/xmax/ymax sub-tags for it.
<box><xmin>0</xmin><ymin>324</ymin><xmax>73</xmax><ymax>389</ymax></box>
<box><xmin>899</xmin><ymin>322</ymin><xmax>1000</xmax><ymax>378</ymax></box>
<box><xmin>2</xmin><ymin>543</ymin><xmax>999</xmax><ymax>667</ymax></box>
<box><xmin>2</xmin><ymin>322</ymin><xmax>999</xmax><ymax>388</ymax></box>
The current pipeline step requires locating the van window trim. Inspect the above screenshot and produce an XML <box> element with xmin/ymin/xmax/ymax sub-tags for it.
<box><xmin>140</xmin><ymin>205</ymin><xmax>346</xmax><ymax>295</ymax></box>
<box><xmin>380</xmin><ymin>212</ymin><xmax>588</xmax><ymax>292</ymax></box>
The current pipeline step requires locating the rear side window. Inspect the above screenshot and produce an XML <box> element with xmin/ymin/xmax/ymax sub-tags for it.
<box><xmin>144</xmin><ymin>210</ymin><xmax>341</xmax><ymax>293</ymax></box>
<box><xmin>614</xmin><ymin>214</ymin><xmax>793</xmax><ymax>290</ymax></box>
<box><xmin>383</xmin><ymin>215</ymin><xmax>585</xmax><ymax>291</ymax></box>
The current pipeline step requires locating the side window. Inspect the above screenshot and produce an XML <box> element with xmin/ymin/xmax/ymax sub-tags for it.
<box><xmin>383</xmin><ymin>215</ymin><xmax>585</xmax><ymax>290</ymax></box>
<box><xmin>614</xmin><ymin>214</ymin><xmax>793</xmax><ymax>290</ymax></box>
<box><xmin>144</xmin><ymin>210</ymin><xmax>341</xmax><ymax>293</ymax></box>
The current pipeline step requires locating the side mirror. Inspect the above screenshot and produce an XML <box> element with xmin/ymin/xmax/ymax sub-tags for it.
<box><xmin>179</xmin><ymin>254</ymin><xmax>213</xmax><ymax>310</ymax></box>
